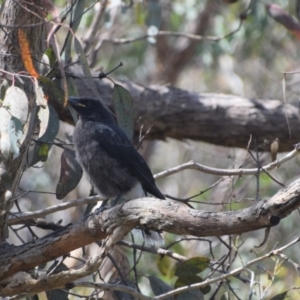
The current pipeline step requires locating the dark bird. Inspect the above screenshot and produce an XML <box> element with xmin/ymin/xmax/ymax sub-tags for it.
<box><xmin>68</xmin><ymin>96</ymin><xmax>165</xmax><ymax>246</ymax></box>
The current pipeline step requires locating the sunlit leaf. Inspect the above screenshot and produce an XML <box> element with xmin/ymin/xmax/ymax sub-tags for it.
<box><xmin>44</xmin><ymin>46</ymin><xmax>57</xmax><ymax>68</ymax></box>
<box><xmin>135</xmin><ymin>2</ymin><xmax>146</xmax><ymax>25</ymax></box>
<box><xmin>113</xmin><ymin>84</ymin><xmax>134</xmax><ymax>140</ymax></box>
<box><xmin>39</xmin><ymin>76</ymin><xmax>65</xmax><ymax>105</ymax></box>
<box><xmin>38</xmin><ymin>143</ymin><xmax>50</xmax><ymax>162</ymax></box>
<box><xmin>0</xmin><ymin>86</ymin><xmax>28</xmax><ymax>159</ymax></box>
<box><xmin>3</xmin><ymin>86</ymin><xmax>28</xmax><ymax>123</ymax></box>
<box><xmin>36</xmin><ymin>85</ymin><xmax>50</xmax><ymax>138</ymax></box>
<box><xmin>156</xmin><ymin>254</ymin><xmax>173</xmax><ymax>277</ymax></box>
<box><xmin>56</xmin><ymin>148</ymin><xmax>83</xmax><ymax>199</ymax></box>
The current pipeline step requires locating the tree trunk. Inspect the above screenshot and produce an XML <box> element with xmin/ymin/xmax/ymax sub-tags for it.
<box><xmin>0</xmin><ymin>0</ymin><xmax>46</xmax><ymax>240</ymax></box>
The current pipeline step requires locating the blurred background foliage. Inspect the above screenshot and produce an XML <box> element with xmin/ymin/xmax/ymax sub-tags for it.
<box><xmin>10</xmin><ymin>0</ymin><xmax>300</xmax><ymax>298</ymax></box>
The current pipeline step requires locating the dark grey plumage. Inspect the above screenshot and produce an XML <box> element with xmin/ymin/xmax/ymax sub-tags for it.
<box><xmin>68</xmin><ymin>96</ymin><xmax>164</xmax><ymax>200</ymax></box>
<box><xmin>68</xmin><ymin>97</ymin><xmax>165</xmax><ymax>246</ymax></box>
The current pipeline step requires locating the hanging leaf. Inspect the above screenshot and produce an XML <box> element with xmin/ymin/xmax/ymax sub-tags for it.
<box><xmin>37</xmin><ymin>143</ymin><xmax>51</xmax><ymax>162</ymax></box>
<box><xmin>174</xmin><ymin>275</ymin><xmax>211</xmax><ymax>295</ymax></box>
<box><xmin>36</xmin><ymin>85</ymin><xmax>50</xmax><ymax>139</ymax></box>
<box><xmin>174</xmin><ymin>257</ymin><xmax>210</xmax><ymax>277</ymax></box>
<box><xmin>8</xmin><ymin>117</ymin><xmax>24</xmax><ymax>159</ymax></box>
<box><xmin>270</xmin><ymin>291</ymin><xmax>289</xmax><ymax>300</ymax></box>
<box><xmin>46</xmin><ymin>262</ymin><xmax>70</xmax><ymax>300</ymax></box>
<box><xmin>44</xmin><ymin>46</ymin><xmax>57</xmax><ymax>68</ymax></box>
<box><xmin>2</xmin><ymin>86</ymin><xmax>29</xmax><ymax>123</ymax></box>
<box><xmin>148</xmin><ymin>276</ymin><xmax>173</xmax><ymax>299</ymax></box>
<box><xmin>0</xmin><ymin>86</ymin><xmax>28</xmax><ymax>159</ymax></box>
<box><xmin>0</xmin><ymin>108</ymin><xmax>13</xmax><ymax>159</ymax></box>
<box><xmin>113</xmin><ymin>84</ymin><xmax>134</xmax><ymax>140</ymax></box>
<box><xmin>135</xmin><ymin>2</ymin><xmax>146</xmax><ymax>25</ymax></box>
<box><xmin>28</xmin><ymin>104</ymin><xmax>59</xmax><ymax>166</ymax></box>
<box><xmin>156</xmin><ymin>254</ymin><xmax>173</xmax><ymax>277</ymax></box>
<box><xmin>56</xmin><ymin>148</ymin><xmax>83</xmax><ymax>199</ymax></box>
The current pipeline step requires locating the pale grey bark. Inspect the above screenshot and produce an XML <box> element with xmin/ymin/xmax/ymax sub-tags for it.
<box><xmin>0</xmin><ymin>0</ymin><xmax>46</xmax><ymax>241</ymax></box>
<box><xmin>51</xmin><ymin>68</ymin><xmax>300</xmax><ymax>153</ymax></box>
<box><xmin>1</xmin><ymin>178</ymin><xmax>300</xmax><ymax>296</ymax></box>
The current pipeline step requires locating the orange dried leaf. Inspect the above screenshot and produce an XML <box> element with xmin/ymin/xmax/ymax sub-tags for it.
<box><xmin>18</xmin><ymin>29</ymin><xmax>40</xmax><ymax>78</ymax></box>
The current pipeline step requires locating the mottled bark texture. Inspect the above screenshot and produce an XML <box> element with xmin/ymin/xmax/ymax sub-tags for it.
<box><xmin>50</xmin><ymin>66</ymin><xmax>300</xmax><ymax>152</ymax></box>
<box><xmin>1</xmin><ymin>178</ymin><xmax>300</xmax><ymax>296</ymax></box>
<box><xmin>0</xmin><ymin>0</ymin><xmax>46</xmax><ymax>240</ymax></box>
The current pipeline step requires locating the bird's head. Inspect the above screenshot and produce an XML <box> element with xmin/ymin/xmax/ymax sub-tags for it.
<box><xmin>68</xmin><ymin>97</ymin><xmax>115</xmax><ymax>124</ymax></box>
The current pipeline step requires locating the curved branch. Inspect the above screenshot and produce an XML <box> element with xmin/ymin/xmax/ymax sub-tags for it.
<box><xmin>1</xmin><ymin>177</ymin><xmax>300</xmax><ymax>295</ymax></box>
<box><xmin>9</xmin><ymin>148</ymin><xmax>299</xmax><ymax>225</ymax></box>
<box><xmin>154</xmin><ymin>147</ymin><xmax>300</xmax><ymax>179</ymax></box>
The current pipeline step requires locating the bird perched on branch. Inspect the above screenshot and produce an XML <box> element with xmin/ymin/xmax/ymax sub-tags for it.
<box><xmin>68</xmin><ymin>97</ymin><xmax>165</xmax><ymax>246</ymax></box>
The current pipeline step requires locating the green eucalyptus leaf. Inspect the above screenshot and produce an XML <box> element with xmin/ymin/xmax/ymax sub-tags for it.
<box><xmin>174</xmin><ymin>257</ymin><xmax>210</xmax><ymax>277</ymax></box>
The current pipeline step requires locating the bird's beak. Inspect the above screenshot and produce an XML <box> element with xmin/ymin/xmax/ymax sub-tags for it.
<box><xmin>68</xmin><ymin>97</ymin><xmax>86</xmax><ymax>108</ymax></box>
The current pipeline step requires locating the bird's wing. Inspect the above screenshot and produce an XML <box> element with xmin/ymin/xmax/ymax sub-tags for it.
<box><xmin>93</xmin><ymin>123</ymin><xmax>165</xmax><ymax>199</ymax></box>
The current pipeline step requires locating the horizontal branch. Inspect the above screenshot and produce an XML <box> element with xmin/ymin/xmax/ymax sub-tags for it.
<box><xmin>50</xmin><ymin>67</ymin><xmax>300</xmax><ymax>152</ymax></box>
<box><xmin>154</xmin><ymin>147</ymin><xmax>300</xmax><ymax>179</ymax></box>
<box><xmin>9</xmin><ymin>147</ymin><xmax>299</xmax><ymax>226</ymax></box>
<box><xmin>1</xmin><ymin>177</ymin><xmax>300</xmax><ymax>296</ymax></box>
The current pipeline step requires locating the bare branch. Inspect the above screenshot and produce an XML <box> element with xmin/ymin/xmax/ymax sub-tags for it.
<box><xmin>154</xmin><ymin>148</ymin><xmax>300</xmax><ymax>179</ymax></box>
<box><xmin>150</xmin><ymin>236</ymin><xmax>300</xmax><ymax>300</ymax></box>
<box><xmin>8</xmin><ymin>195</ymin><xmax>101</xmax><ymax>225</ymax></box>
<box><xmin>2</xmin><ymin>177</ymin><xmax>300</xmax><ymax>295</ymax></box>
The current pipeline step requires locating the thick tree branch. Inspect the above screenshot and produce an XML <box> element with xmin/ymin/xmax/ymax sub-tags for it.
<box><xmin>50</xmin><ymin>68</ymin><xmax>300</xmax><ymax>152</ymax></box>
<box><xmin>1</xmin><ymin>177</ymin><xmax>300</xmax><ymax>295</ymax></box>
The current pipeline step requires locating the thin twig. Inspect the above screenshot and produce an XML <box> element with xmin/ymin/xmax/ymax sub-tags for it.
<box><xmin>154</xmin><ymin>147</ymin><xmax>300</xmax><ymax>180</ymax></box>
